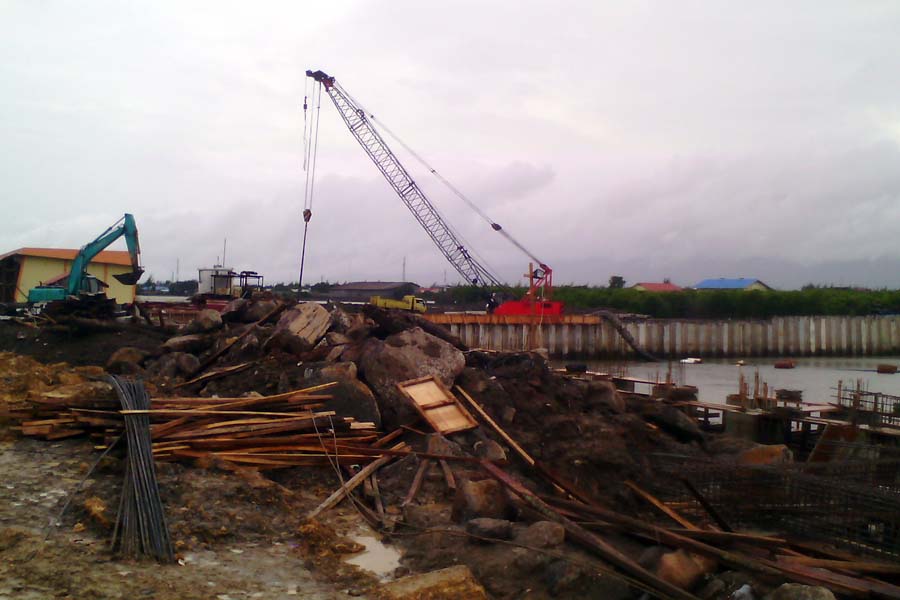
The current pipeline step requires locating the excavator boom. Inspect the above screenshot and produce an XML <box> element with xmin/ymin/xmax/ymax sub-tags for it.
<box><xmin>66</xmin><ymin>213</ymin><xmax>143</xmax><ymax>294</ymax></box>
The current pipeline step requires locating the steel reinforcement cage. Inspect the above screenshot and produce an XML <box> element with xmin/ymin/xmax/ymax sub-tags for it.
<box><xmin>650</xmin><ymin>448</ymin><xmax>900</xmax><ymax>559</ymax></box>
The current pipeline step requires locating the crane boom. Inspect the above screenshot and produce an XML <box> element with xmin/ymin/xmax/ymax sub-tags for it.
<box><xmin>306</xmin><ymin>69</ymin><xmax>501</xmax><ymax>287</ymax></box>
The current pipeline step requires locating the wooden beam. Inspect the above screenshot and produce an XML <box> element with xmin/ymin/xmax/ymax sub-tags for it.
<box><xmin>481</xmin><ymin>461</ymin><xmax>698</xmax><ymax>600</ymax></box>
<box><xmin>625</xmin><ymin>480</ymin><xmax>700</xmax><ymax>531</ymax></box>
<box><xmin>306</xmin><ymin>443</ymin><xmax>406</xmax><ymax>520</ymax></box>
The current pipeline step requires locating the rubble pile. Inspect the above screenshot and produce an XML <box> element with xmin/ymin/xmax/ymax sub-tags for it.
<box><xmin>2</xmin><ymin>298</ymin><xmax>899</xmax><ymax>600</ymax></box>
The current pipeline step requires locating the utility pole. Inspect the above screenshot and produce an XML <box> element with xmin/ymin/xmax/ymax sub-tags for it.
<box><xmin>402</xmin><ymin>256</ymin><xmax>406</xmax><ymax>282</ymax></box>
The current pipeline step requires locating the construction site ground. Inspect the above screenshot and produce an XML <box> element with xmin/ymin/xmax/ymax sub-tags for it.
<box><xmin>2</xmin><ymin>301</ymin><xmax>898</xmax><ymax>600</ymax></box>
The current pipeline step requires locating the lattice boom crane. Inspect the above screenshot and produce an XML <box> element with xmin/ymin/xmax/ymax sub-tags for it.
<box><xmin>306</xmin><ymin>69</ymin><xmax>562</xmax><ymax>316</ymax></box>
<box><xmin>306</xmin><ymin>69</ymin><xmax>501</xmax><ymax>288</ymax></box>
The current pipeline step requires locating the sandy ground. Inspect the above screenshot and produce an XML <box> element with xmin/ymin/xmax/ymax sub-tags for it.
<box><xmin>0</xmin><ymin>436</ymin><xmax>360</xmax><ymax>600</ymax></box>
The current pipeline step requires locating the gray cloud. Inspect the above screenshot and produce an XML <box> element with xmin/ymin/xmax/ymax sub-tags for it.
<box><xmin>2</xmin><ymin>1</ymin><xmax>899</xmax><ymax>290</ymax></box>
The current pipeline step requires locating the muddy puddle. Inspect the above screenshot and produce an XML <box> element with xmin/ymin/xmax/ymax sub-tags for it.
<box><xmin>343</xmin><ymin>532</ymin><xmax>402</xmax><ymax>581</ymax></box>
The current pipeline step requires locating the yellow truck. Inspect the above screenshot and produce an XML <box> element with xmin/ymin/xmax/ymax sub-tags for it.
<box><xmin>369</xmin><ymin>295</ymin><xmax>427</xmax><ymax>313</ymax></box>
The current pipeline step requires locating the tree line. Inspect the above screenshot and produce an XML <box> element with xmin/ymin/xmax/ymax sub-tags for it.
<box><xmin>436</xmin><ymin>285</ymin><xmax>900</xmax><ymax>318</ymax></box>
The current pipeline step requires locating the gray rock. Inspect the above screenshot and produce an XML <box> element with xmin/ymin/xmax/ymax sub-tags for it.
<box><xmin>465</xmin><ymin>518</ymin><xmax>513</xmax><ymax>540</ymax></box>
<box><xmin>185</xmin><ymin>308</ymin><xmax>223</xmax><ymax>334</ymax></box>
<box><xmin>300</xmin><ymin>361</ymin><xmax>381</xmax><ymax>427</ymax></box>
<box><xmin>219</xmin><ymin>298</ymin><xmax>248</xmax><ymax>322</ymax></box>
<box><xmin>175</xmin><ymin>353</ymin><xmax>200</xmax><ymax>376</ymax></box>
<box><xmin>162</xmin><ymin>334</ymin><xmax>213</xmax><ymax>354</ymax></box>
<box><xmin>106</xmin><ymin>346</ymin><xmax>149</xmax><ymax>374</ymax></box>
<box><xmin>266</xmin><ymin>302</ymin><xmax>332</xmax><ymax>354</ymax></box>
<box><xmin>643</xmin><ymin>404</ymin><xmax>704</xmax><ymax>443</ymax></box>
<box><xmin>543</xmin><ymin>559</ymin><xmax>583</xmax><ymax>595</ymax></box>
<box><xmin>452</xmin><ymin>478</ymin><xmax>509</xmax><ymax>521</ymax></box>
<box><xmin>358</xmin><ymin>327</ymin><xmax>465</xmax><ymax>428</ymax></box>
<box><xmin>514</xmin><ymin>521</ymin><xmax>565</xmax><ymax>548</ymax></box>
<box><xmin>585</xmin><ymin>380</ymin><xmax>625</xmax><ymax>413</ymax></box>
<box><xmin>511</xmin><ymin>547</ymin><xmax>553</xmax><ymax>571</ymax></box>
<box><xmin>473</xmin><ymin>439</ymin><xmax>507</xmax><ymax>462</ymax></box>
<box><xmin>765</xmin><ymin>584</ymin><xmax>836</xmax><ymax>600</ymax></box>
<box><xmin>243</xmin><ymin>299</ymin><xmax>278</xmax><ymax>323</ymax></box>
<box><xmin>698</xmin><ymin>577</ymin><xmax>727</xmax><ymax>600</ymax></box>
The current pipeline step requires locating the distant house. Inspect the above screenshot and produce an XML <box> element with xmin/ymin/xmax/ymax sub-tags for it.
<box><xmin>693</xmin><ymin>278</ymin><xmax>772</xmax><ymax>291</ymax></box>
<box><xmin>0</xmin><ymin>247</ymin><xmax>138</xmax><ymax>304</ymax></box>
<box><xmin>631</xmin><ymin>281</ymin><xmax>683</xmax><ymax>293</ymax></box>
<box><xmin>329</xmin><ymin>281</ymin><xmax>419</xmax><ymax>301</ymax></box>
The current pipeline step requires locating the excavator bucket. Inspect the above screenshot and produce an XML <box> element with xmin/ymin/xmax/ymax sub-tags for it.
<box><xmin>113</xmin><ymin>268</ymin><xmax>144</xmax><ymax>286</ymax></box>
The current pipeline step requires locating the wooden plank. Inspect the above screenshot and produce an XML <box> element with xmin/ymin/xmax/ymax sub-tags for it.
<box><xmin>624</xmin><ymin>480</ymin><xmax>700</xmax><ymax>531</ymax></box>
<box><xmin>402</xmin><ymin>459</ymin><xmax>432</xmax><ymax>507</ymax></box>
<box><xmin>775</xmin><ymin>555</ymin><xmax>900</xmax><ymax>576</ymax></box>
<box><xmin>306</xmin><ymin>442</ymin><xmax>407</xmax><ymax>520</ymax></box>
<box><xmin>481</xmin><ymin>461</ymin><xmax>698</xmax><ymax>600</ymax></box>
<box><xmin>397</xmin><ymin>376</ymin><xmax>477</xmax><ymax>434</ymax></box>
<box><xmin>121</xmin><ymin>409</ymin><xmax>331</xmax><ymax>418</ymax></box>
<box><xmin>152</xmin><ymin>383</ymin><xmax>338</xmax><ymax>405</ymax></box>
<box><xmin>173</xmin><ymin>362</ymin><xmax>254</xmax><ymax>390</ymax></box>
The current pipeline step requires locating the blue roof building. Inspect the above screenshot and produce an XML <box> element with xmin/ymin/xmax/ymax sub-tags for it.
<box><xmin>693</xmin><ymin>278</ymin><xmax>772</xmax><ymax>291</ymax></box>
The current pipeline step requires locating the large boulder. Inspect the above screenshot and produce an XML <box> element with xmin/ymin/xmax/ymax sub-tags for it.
<box><xmin>642</xmin><ymin>404</ymin><xmax>704</xmax><ymax>444</ymax></box>
<box><xmin>452</xmin><ymin>478</ymin><xmax>510</xmax><ymax>521</ymax></box>
<box><xmin>243</xmin><ymin>299</ymin><xmax>279</xmax><ymax>323</ymax></box>
<box><xmin>265</xmin><ymin>303</ymin><xmax>332</xmax><ymax>355</ymax></box>
<box><xmin>106</xmin><ymin>346</ymin><xmax>149</xmax><ymax>374</ymax></box>
<box><xmin>514</xmin><ymin>521</ymin><xmax>565</xmax><ymax>548</ymax></box>
<box><xmin>219</xmin><ymin>298</ymin><xmax>248</xmax><ymax>322</ymax></box>
<box><xmin>301</xmin><ymin>361</ymin><xmax>381</xmax><ymax>427</ymax></box>
<box><xmin>358</xmin><ymin>327</ymin><xmax>465</xmax><ymax>428</ymax></box>
<box><xmin>655</xmin><ymin>549</ymin><xmax>717</xmax><ymax>591</ymax></box>
<box><xmin>185</xmin><ymin>309</ymin><xmax>223</xmax><ymax>334</ymax></box>
<box><xmin>362</xmin><ymin>304</ymin><xmax>466</xmax><ymax>350</ymax></box>
<box><xmin>584</xmin><ymin>380</ymin><xmax>625</xmax><ymax>413</ymax></box>
<box><xmin>162</xmin><ymin>333</ymin><xmax>214</xmax><ymax>354</ymax></box>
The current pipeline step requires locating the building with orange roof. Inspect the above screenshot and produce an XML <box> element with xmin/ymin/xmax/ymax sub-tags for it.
<box><xmin>0</xmin><ymin>247</ymin><xmax>137</xmax><ymax>304</ymax></box>
<box><xmin>630</xmin><ymin>281</ymin><xmax>683</xmax><ymax>292</ymax></box>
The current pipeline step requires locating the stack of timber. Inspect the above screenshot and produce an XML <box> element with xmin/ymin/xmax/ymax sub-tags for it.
<box><xmin>5</xmin><ymin>381</ymin><xmax>381</xmax><ymax>470</ymax></box>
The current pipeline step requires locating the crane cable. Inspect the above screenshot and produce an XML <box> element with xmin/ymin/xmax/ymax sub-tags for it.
<box><xmin>335</xmin><ymin>85</ymin><xmax>507</xmax><ymax>287</ymax></box>
<box><xmin>355</xmin><ymin>99</ymin><xmax>548</xmax><ymax>269</ymax></box>
<box><xmin>298</xmin><ymin>81</ymin><xmax>323</xmax><ymax>298</ymax></box>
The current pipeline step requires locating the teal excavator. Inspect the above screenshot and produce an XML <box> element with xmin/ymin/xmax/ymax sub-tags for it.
<box><xmin>27</xmin><ymin>214</ymin><xmax>144</xmax><ymax>305</ymax></box>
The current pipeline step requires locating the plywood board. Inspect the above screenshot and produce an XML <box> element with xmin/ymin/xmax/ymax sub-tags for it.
<box><xmin>397</xmin><ymin>376</ymin><xmax>477</xmax><ymax>434</ymax></box>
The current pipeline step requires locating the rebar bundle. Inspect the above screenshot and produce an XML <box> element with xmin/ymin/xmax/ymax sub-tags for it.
<box><xmin>109</xmin><ymin>376</ymin><xmax>175</xmax><ymax>562</ymax></box>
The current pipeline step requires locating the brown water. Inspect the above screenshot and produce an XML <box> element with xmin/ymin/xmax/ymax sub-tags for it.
<box><xmin>562</xmin><ymin>356</ymin><xmax>900</xmax><ymax>405</ymax></box>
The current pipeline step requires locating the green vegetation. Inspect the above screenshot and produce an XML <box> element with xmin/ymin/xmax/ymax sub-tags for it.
<box><xmin>439</xmin><ymin>285</ymin><xmax>900</xmax><ymax>318</ymax></box>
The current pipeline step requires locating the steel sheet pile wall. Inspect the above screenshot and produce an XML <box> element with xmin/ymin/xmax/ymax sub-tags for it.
<box><xmin>432</xmin><ymin>315</ymin><xmax>900</xmax><ymax>358</ymax></box>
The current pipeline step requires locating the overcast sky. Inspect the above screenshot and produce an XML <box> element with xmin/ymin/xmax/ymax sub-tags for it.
<box><xmin>3</xmin><ymin>1</ymin><xmax>900</xmax><ymax>289</ymax></box>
